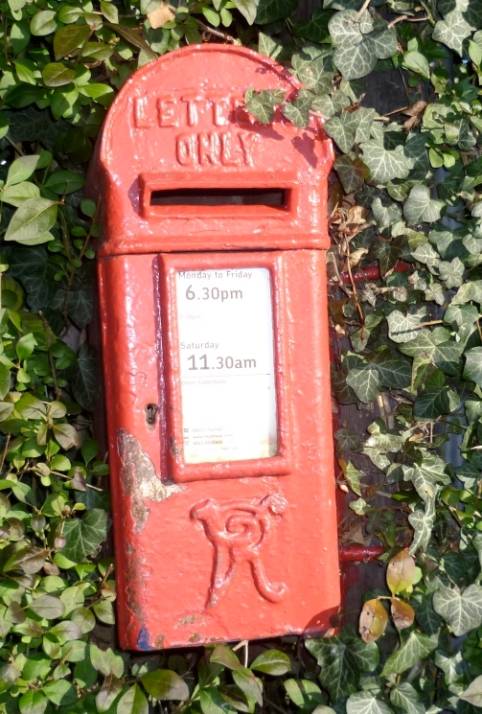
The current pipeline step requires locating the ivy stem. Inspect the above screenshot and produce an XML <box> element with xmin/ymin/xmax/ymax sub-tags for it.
<box><xmin>264</xmin><ymin>697</ymin><xmax>288</xmax><ymax>713</ymax></box>
<box><xmin>357</xmin><ymin>0</ymin><xmax>371</xmax><ymax>17</ymax></box>
<box><xmin>387</xmin><ymin>14</ymin><xmax>430</xmax><ymax>28</ymax></box>
<box><xmin>194</xmin><ymin>18</ymin><xmax>237</xmax><ymax>44</ymax></box>
<box><xmin>232</xmin><ymin>639</ymin><xmax>249</xmax><ymax>667</ymax></box>
<box><xmin>0</xmin><ymin>434</ymin><xmax>11</xmax><ymax>474</ymax></box>
<box><xmin>344</xmin><ymin>240</ymin><xmax>365</xmax><ymax>326</ymax></box>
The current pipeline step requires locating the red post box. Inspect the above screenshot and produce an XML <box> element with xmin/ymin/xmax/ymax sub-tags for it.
<box><xmin>92</xmin><ymin>44</ymin><xmax>340</xmax><ymax>650</ymax></box>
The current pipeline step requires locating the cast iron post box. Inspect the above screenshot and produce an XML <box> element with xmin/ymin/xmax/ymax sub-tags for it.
<box><xmin>92</xmin><ymin>44</ymin><xmax>340</xmax><ymax>650</ymax></box>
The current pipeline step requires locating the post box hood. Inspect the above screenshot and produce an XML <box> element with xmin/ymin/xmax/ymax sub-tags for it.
<box><xmin>90</xmin><ymin>44</ymin><xmax>334</xmax><ymax>255</ymax></box>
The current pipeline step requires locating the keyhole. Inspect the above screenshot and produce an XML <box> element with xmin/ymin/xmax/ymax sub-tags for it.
<box><xmin>145</xmin><ymin>403</ymin><xmax>158</xmax><ymax>426</ymax></box>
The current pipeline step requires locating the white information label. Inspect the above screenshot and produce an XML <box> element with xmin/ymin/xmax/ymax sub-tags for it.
<box><xmin>175</xmin><ymin>268</ymin><xmax>278</xmax><ymax>464</ymax></box>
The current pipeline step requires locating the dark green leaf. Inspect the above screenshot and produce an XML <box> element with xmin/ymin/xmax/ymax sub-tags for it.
<box><xmin>116</xmin><ymin>685</ymin><xmax>149</xmax><ymax>714</ymax></box>
<box><xmin>42</xmin><ymin>62</ymin><xmax>75</xmax><ymax>87</ymax></box>
<box><xmin>53</xmin><ymin>24</ymin><xmax>91</xmax><ymax>60</ymax></box>
<box><xmin>30</xmin><ymin>10</ymin><xmax>57</xmax><ymax>36</ymax></box>
<box><xmin>306</xmin><ymin>636</ymin><xmax>379</xmax><ymax>701</ymax></box>
<box><xmin>210</xmin><ymin>644</ymin><xmax>242</xmax><ymax>670</ymax></box>
<box><xmin>233</xmin><ymin>0</ymin><xmax>259</xmax><ymax>24</ymax></box>
<box><xmin>232</xmin><ymin>668</ymin><xmax>263</xmax><ymax>706</ymax></box>
<box><xmin>140</xmin><ymin>670</ymin><xmax>189</xmax><ymax>701</ymax></box>
<box><xmin>62</xmin><ymin>508</ymin><xmax>108</xmax><ymax>562</ymax></box>
<box><xmin>382</xmin><ymin>631</ymin><xmax>438</xmax><ymax>676</ymax></box>
<box><xmin>256</xmin><ymin>0</ymin><xmax>297</xmax><ymax>24</ymax></box>
<box><xmin>250</xmin><ymin>649</ymin><xmax>291</xmax><ymax>675</ymax></box>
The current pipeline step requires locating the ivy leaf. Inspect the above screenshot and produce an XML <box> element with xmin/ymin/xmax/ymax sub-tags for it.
<box><xmin>369</xmin><ymin>25</ymin><xmax>398</xmax><ymax>59</ymax></box>
<box><xmin>433</xmin><ymin>8</ymin><xmax>476</xmax><ymax>55</ymax></box>
<box><xmin>374</xmin><ymin>357</ymin><xmax>411</xmax><ymax>389</ymax></box>
<box><xmin>255</xmin><ymin>0</ymin><xmax>297</xmax><ymax>24</ymax></box>
<box><xmin>5</xmin><ymin>198</ymin><xmax>57</xmax><ymax>245</ymax></box>
<box><xmin>411</xmin><ymin>241</ymin><xmax>440</xmax><ymax>271</ymax></box>
<box><xmin>117</xmin><ymin>684</ymin><xmax>149</xmax><ymax>714</ymax></box>
<box><xmin>346</xmin><ymin>363</ymin><xmax>381</xmax><ymax>402</ymax></box>
<box><xmin>452</xmin><ymin>280</ymin><xmax>482</xmax><ymax>305</ymax></box>
<box><xmin>334</xmin><ymin>155</ymin><xmax>367</xmax><ymax>193</ymax></box>
<box><xmin>399</xmin><ymin>328</ymin><xmax>462</xmax><ymax>370</ymax></box>
<box><xmin>245</xmin><ymin>88</ymin><xmax>285</xmax><ymax>124</ymax></box>
<box><xmin>404</xmin><ymin>186</ymin><xmax>444</xmax><ymax>224</ymax></box>
<box><xmin>389</xmin><ymin>683</ymin><xmax>425</xmax><ymax>714</ymax></box>
<box><xmin>325</xmin><ymin>111</ymin><xmax>359</xmax><ymax>153</ymax></box>
<box><xmin>382</xmin><ymin>631</ymin><xmax>438</xmax><ymax>676</ymax></box>
<box><xmin>360</xmin><ymin>142</ymin><xmax>410</xmax><ymax>183</ymax></box>
<box><xmin>411</xmin><ymin>455</ymin><xmax>450</xmax><ymax>502</ymax></box>
<box><xmin>387</xmin><ymin>309</ymin><xmax>425</xmax><ymax>343</ymax></box>
<box><xmin>62</xmin><ymin>508</ymin><xmax>108</xmax><ymax>562</ymax></box>
<box><xmin>409</xmin><ymin>495</ymin><xmax>436</xmax><ymax>553</ymax></box>
<box><xmin>306</xmin><ymin>636</ymin><xmax>379</xmax><ymax>701</ymax></box>
<box><xmin>334</xmin><ymin>41</ymin><xmax>377</xmax><ymax>80</ymax></box>
<box><xmin>414</xmin><ymin>387</ymin><xmax>460</xmax><ymax>420</ymax></box>
<box><xmin>233</xmin><ymin>0</ymin><xmax>259</xmax><ymax>24</ymax></box>
<box><xmin>282</xmin><ymin>92</ymin><xmax>312</xmax><ymax>128</ymax></box>
<box><xmin>432</xmin><ymin>583</ymin><xmax>482</xmax><ymax>636</ymax></box>
<box><xmin>328</xmin><ymin>10</ymin><xmax>370</xmax><ymax>46</ymax></box>
<box><xmin>460</xmin><ymin>676</ymin><xmax>482</xmax><ymax>708</ymax></box>
<box><xmin>346</xmin><ymin>692</ymin><xmax>394</xmax><ymax>714</ymax></box>
<box><xmin>71</xmin><ymin>344</ymin><xmax>98</xmax><ymax>410</ymax></box>
<box><xmin>464</xmin><ymin>346</ymin><xmax>482</xmax><ymax>386</ymax></box>
<box><xmin>258</xmin><ymin>32</ymin><xmax>282</xmax><ymax>59</ymax></box>
<box><xmin>292</xmin><ymin>46</ymin><xmax>333</xmax><ymax>92</ymax></box>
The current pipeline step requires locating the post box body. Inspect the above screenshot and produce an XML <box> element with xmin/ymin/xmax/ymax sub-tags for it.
<box><xmin>93</xmin><ymin>44</ymin><xmax>340</xmax><ymax>650</ymax></box>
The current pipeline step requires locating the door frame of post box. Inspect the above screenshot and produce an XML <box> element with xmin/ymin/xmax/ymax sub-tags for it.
<box><xmin>158</xmin><ymin>251</ymin><xmax>293</xmax><ymax>483</ymax></box>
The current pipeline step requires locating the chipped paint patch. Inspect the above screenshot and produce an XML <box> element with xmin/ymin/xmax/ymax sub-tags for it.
<box><xmin>118</xmin><ymin>429</ymin><xmax>184</xmax><ymax>531</ymax></box>
<box><xmin>136</xmin><ymin>625</ymin><xmax>153</xmax><ymax>651</ymax></box>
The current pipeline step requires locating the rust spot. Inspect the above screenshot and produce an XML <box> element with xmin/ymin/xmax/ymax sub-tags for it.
<box><xmin>168</xmin><ymin>436</ymin><xmax>181</xmax><ymax>457</ymax></box>
<box><xmin>178</xmin><ymin>615</ymin><xmax>196</xmax><ymax>625</ymax></box>
<box><xmin>189</xmin><ymin>632</ymin><xmax>202</xmax><ymax>643</ymax></box>
<box><xmin>118</xmin><ymin>429</ymin><xmax>184</xmax><ymax>532</ymax></box>
<box><xmin>154</xmin><ymin>635</ymin><xmax>165</xmax><ymax>649</ymax></box>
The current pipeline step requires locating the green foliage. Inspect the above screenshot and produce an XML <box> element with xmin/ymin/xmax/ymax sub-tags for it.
<box><xmin>0</xmin><ymin>0</ymin><xmax>481</xmax><ymax>711</ymax></box>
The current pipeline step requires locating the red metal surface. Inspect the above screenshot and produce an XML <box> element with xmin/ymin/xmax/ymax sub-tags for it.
<box><xmin>340</xmin><ymin>260</ymin><xmax>412</xmax><ymax>285</ymax></box>
<box><xmin>340</xmin><ymin>545</ymin><xmax>384</xmax><ymax>563</ymax></box>
<box><xmin>93</xmin><ymin>44</ymin><xmax>340</xmax><ymax>650</ymax></box>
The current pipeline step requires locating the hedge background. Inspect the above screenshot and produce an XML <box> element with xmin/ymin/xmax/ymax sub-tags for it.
<box><xmin>0</xmin><ymin>0</ymin><xmax>481</xmax><ymax>712</ymax></box>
